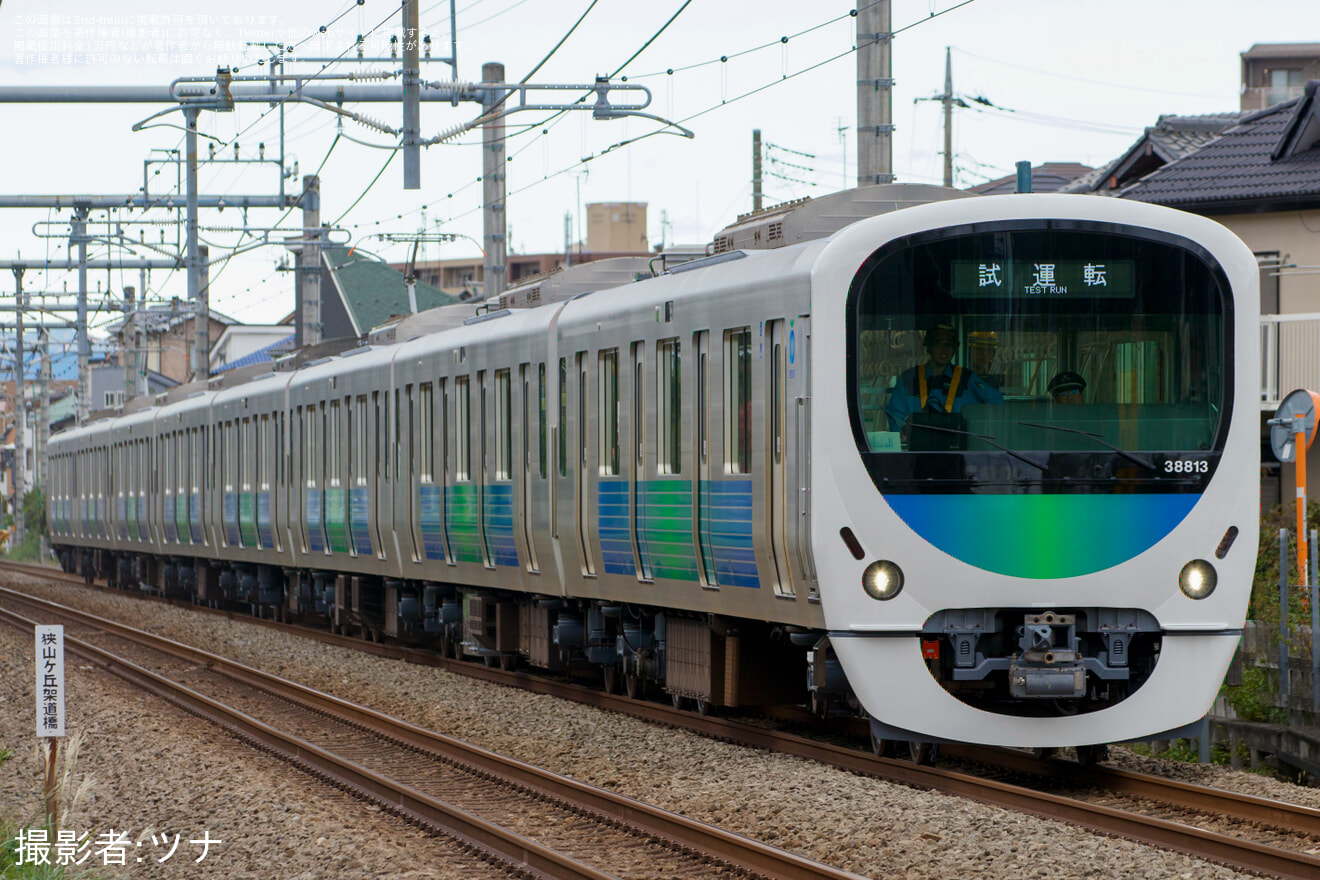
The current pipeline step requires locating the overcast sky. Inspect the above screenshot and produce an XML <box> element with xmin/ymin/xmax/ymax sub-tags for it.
<box><xmin>2</xmin><ymin>0</ymin><xmax>1318</xmax><ymax>334</ymax></box>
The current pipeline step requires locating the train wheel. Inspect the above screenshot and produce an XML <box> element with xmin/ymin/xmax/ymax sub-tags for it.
<box><xmin>869</xmin><ymin>730</ymin><xmax>898</xmax><ymax>758</ymax></box>
<box><xmin>499</xmin><ymin>653</ymin><xmax>516</xmax><ymax>671</ymax></box>
<box><xmin>484</xmin><ymin>655</ymin><xmax>499</xmax><ymax>668</ymax></box>
<box><xmin>1075</xmin><ymin>744</ymin><xmax>1109</xmax><ymax>766</ymax></box>
<box><xmin>694</xmin><ymin>697</ymin><xmax>711</xmax><ymax>716</ymax></box>
<box><xmin>624</xmin><ymin>674</ymin><xmax>642</xmax><ymax>700</ymax></box>
<box><xmin>909</xmin><ymin>741</ymin><xmax>939</xmax><ymax>766</ymax></box>
<box><xmin>671</xmin><ymin>693</ymin><xmax>684</xmax><ymax>710</ymax></box>
<box><xmin>602</xmin><ymin>665</ymin><xmax>619</xmax><ymax>694</ymax></box>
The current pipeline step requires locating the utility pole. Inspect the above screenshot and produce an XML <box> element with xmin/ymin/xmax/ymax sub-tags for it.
<box><xmin>39</xmin><ymin>327</ymin><xmax>49</xmax><ymax>494</ymax></box>
<box><xmin>482</xmin><ymin>61</ymin><xmax>507</xmax><ymax>300</ymax></box>
<box><xmin>185</xmin><ymin>106</ymin><xmax>209</xmax><ymax>383</ymax></box>
<box><xmin>297</xmin><ymin>175</ymin><xmax>322</xmax><ymax>348</ymax></box>
<box><xmin>752</xmin><ymin>128</ymin><xmax>763</xmax><ymax>212</ymax></box>
<box><xmin>197</xmin><ymin>246</ymin><xmax>210</xmax><ymax>379</ymax></box>
<box><xmin>72</xmin><ymin>208</ymin><xmax>90</xmax><ymax>425</ymax></box>
<box><xmin>942</xmin><ymin>47</ymin><xmax>953</xmax><ymax>187</ymax></box>
<box><xmin>122</xmin><ymin>285</ymin><xmax>135</xmax><ymax>401</ymax></box>
<box><xmin>564</xmin><ymin>211</ymin><xmax>573</xmax><ymax>268</ymax></box>
<box><xmin>856</xmin><ymin>0</ymin><xmax>894</xmax><ymax>186</ymax></box>
<box><xmin>11</xmin><ymin>265</ymin><xmax>25</xmax><ymax>545</ymax></box>
<box><xmin>402</xmin><ymin>0</ymin><xmax>421</xmax><ymax>190</ymax></box>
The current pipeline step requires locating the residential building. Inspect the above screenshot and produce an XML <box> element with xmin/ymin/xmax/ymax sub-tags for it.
<box><xmin>1241</xmin><ymin>43</ymin><xmax>1320</xmax><ymax>111</ymax></box>
<box><xmin>1117</xmin><ymin>82</ymin><xmax>1320</xmax><ymax>508</ymax></box>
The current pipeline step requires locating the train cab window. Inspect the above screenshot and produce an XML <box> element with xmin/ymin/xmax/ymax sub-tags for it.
<box><xmin>723</xmin><ymin>328</ymin><xmax>752</xmax><ymax>474</ymax></box>
<box><xmin>456</xmin><ymin>376</ymin><xmax>470</xmax><ymax>481</ymax></box>
<box><xmin>418</xmin><ymin>385</ymin><xmax>433</xmax><ymax>482</ymax></box>
<box><xmin>599</xmin><ymin>349</ymin><xmax>619</xmax><ymax>476</ymax></box>
<box><xmin>657</xmin><ymin>338</ymin><xmax>681</xmax><ymax>474</ymax></box>
<box><xmin>495</xmin><ymin>369</ymin><xmax>512</xmax><ymax>480</ymax></box>
<box><xmin>848</xmin><ymin>223</ymin><xmax>1228</xmax><ymax>495</ymax></box>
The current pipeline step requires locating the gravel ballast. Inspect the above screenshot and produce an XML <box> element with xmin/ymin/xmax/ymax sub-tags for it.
<box><xmin>4</xmin><ymin>574</ymin><xmax>1308</xmax><ymax>879</ymax></box>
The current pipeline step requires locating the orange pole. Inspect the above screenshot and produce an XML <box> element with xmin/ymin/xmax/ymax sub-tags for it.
<box><xmin>1297</xmin><ymin>425</ymin><xmax>1309</xmax><ymax>586</ymax></box>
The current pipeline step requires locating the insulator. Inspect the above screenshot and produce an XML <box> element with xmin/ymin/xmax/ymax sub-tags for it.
<box><xmin>351</xmin><ymin>113</ymin><xmax>399</xmax><ymax>136</ymax></box>
<box><xmin>428</xmin><ymin>122</ymin><xmax>472</xmax><ymax>145</ymax></box>
<box><xmin>347</xmin><ymin>69</ymin><xmax>397</xmax><ymax>82</ymax></box>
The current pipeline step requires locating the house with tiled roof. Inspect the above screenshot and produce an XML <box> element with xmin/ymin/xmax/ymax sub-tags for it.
<box><xmin>968</xmin><ymin>162</ymin><xmax>1094</xmax><ymax>195</ymax></box>
<box><xmin>1060</xmin><ymin>113</ymin><xmax>1243</xmax><ymax>195</ymax></box>
<box><xmin>1118</xmin><ymin>81</ymin><xmax>1320</xmax><ymax>509</ymax></box>
<box><xmin>319</xmin><ymin>246</ymin><xmax>458</xmax><ymax>341</ymax></box>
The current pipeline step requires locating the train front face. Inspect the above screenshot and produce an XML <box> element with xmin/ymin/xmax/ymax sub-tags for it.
<box><xmin>815</xmin><ymin>196</ymin><xmax>1259</xmax><ymax>748</ymax></box>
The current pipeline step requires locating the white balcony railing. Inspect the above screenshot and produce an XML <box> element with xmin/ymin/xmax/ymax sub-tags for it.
<box><xmin>1261</xmin><ymin>312</ymin><xmax>1320</xmax><ymax>410</ymax></box>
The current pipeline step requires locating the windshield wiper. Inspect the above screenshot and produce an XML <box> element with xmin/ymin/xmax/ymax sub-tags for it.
<box><xmin>907</xmin><ymin>422</ymin><xmax>1047</xmax><ymax>472</ymax></box>
<box><xmin>1016</xmin><ymin>421</ymin><xmax>1158</xmax><ymax>472</ymax></box>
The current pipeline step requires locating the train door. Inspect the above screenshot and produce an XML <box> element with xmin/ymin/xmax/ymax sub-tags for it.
<box><xmin>631</xmin><ymin>343</ymin><xmax>652</xmax><ymax>580</ymax></box>
<box><xmin>409</xmin><ymin>386</ymin><xmax>428</xmax><ymax>564</ymax></box>
<box><xmin>694</xmin><ymin>330</ymin><xmax>715</xmax><ymax>587</ymax></box>
<box><xmin>406</xmin><ymin>384</ymin><xmax>422</xmax><ymax>562</ymax></box>
<box><xmin>767</xmin><ymin>320</ymin><xmax>793</xmax><ymax>597</ymax></box>
<box><xmin>793</xmin><ymin>316</ymin><xmax>818</xmax><ymax>597</ymax></box>
<box><xmin>440</xmin><ymin>378</ymin><xmax>453</xmax><ymax>564</ymax></box>
<box><xmin>520</xmin><ymin>364</ymin><xmax>540</xmax><ymax>573</ymax></box>
<box><xmin>576</xmin><ymin>352</ymin><xmax>595</xmax><ymax>575</ymax></box>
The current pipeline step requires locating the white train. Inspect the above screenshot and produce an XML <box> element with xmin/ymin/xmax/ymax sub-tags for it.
<box><xmin>47</xmin><ymin>189</ymin><xmax>1259</xmax><ymax>757</ymax></box>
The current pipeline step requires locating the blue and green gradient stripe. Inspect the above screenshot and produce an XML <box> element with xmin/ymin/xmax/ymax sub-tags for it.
<box><xmin>883</xmin><ymin>493</ymin><xmax>1201</xmax><ymax>578</ymax></box>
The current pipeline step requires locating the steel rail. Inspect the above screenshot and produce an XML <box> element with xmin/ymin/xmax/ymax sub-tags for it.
<box><xmin>0</xmin><ymin>601</ymin><xmax>615</xmax><ymax>880</ymax></box>
<box><xmin>7</xmin><ymin>563</ymin><xmax>1320</xmax><ymax>878</ymax></box>
<box><xmin>0</xmin><ymin>584</ymin><xmax>867</xmax><ymax>880</ymax></box>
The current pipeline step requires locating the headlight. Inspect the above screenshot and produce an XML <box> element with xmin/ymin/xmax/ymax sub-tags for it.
<box><xmin>1179</xmin><ymin>559</ymin><xmax>1217</xmax><ymax>600</ymax></box>
<box><xmin>862</xmin><ymin>560</ymin><xmax>904</xmax><ymax>600</ymax></box>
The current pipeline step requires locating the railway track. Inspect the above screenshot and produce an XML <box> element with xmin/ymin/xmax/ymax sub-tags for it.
<box><xmin>0</xmin><ymin>581</ymin><xmax>866</xmax><ymax>880</ymax></box>
<box><xmin>6</xmin><ymin>561</ymin><xmax>1320</xmax><ymax>879</ymax></box>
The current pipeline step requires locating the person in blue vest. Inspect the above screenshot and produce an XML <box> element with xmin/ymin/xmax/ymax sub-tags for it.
<box><xmin>885</xmin><ymin>322</ymin><xmax>1003</xmax><ymax>437</ymax></box>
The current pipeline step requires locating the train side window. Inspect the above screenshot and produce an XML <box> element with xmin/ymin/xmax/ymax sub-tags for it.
<box><xmin>456</xmin><ymin>375</ymin><xmax>470</xmax><ymax>481</ymax></box>
<box><xmin>439</xmin><ymin>378</ymin><xmax>448</xmax><ymax>484</ymax></box>
<box><xmin>657</xmin><ymin>338</ymin><xmax>681</xmax><ymax>474</ymax></box>
<box><xmin>723</xmin><ymin>327</ymin><xmax>752</xmax><ymax>474</ymax></box>
<box><xmin>558</xmin><ymin>358</ymin><xmax>568</xmax><ymax>477</ymax></box>
<box><xmin>306</xmin><ymin>407</ymin><xmax>318</xmax><ymax>489</ymax></box>
<box><xmin>495</xmin><ymin>369</ymin><xmax>511</xmax><ymax>480</ymax></box>
<box><xmin>538</xmin><ymin>363</ymin><xmax>547</xmax><ymax>479</ymax></box>
<box><xmin>406</xmin><ymin>384</ymin><xmax>415</xmax><ymax>480</ymax></box>
<box><xmin>394</xmin><ymin>388</ymin><xmax>403</xmax><ymax>480</ymax></box>
<box><xmin>599</xmin><ymin>349</ymin><xmax>619</xmax><ymax>476</ymax></box>
<box><xmin>329</xmin><ymin>399</ymin><xmax>342</xmax><ymax>487</ymax></box>
<box><xmin>419</xmin><ymin>384</ymin><xmax>433</xmax><ymax>482</ymax></box>
<box><xmin>358</xmin><ymin>395</ymin><xmax>372</xmax><ymax>485</ymax></box>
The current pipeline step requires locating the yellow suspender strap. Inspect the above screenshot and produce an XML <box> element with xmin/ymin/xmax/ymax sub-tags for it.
<box><xmin>945</xmin><ymin>366</ymin><xmax>963</xmax><ymax>413</ymax></box>
<box><xmin>918</xmin><ymin>366</ymin><xmax>963</xmax><ymax>413</ymax></box>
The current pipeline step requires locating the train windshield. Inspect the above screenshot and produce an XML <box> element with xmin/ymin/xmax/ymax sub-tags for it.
<box><xmin>849</xmin><ymin>222</ymin><xmax>1229</xmax><ymax>494</ymax></box>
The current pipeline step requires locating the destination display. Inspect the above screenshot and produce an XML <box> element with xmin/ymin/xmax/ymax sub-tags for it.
<box><xmin>950</xmin><ymin>259</ymin><xmax>1135</xmax><ymax>298</ymax></box>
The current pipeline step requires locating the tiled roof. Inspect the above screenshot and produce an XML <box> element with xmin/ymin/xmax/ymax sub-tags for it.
<box><xmin>1120</xmin><ymin>84</ymin><xmax>1320</xmax><ymax>210</ymax></box>
<box><xmin>323</xmin><ymin>247</ymin><xmax>457</xmax><ymax>336</ymax></box>
<box><xmin>968</xmin><ymin>162</ymin><xmax>1094</xmax><ymax>195</ymax></box>
<box><xmin>1060</xmin><ymin>113</ymin><xmax>1242</xmax><ymax>195</ymax></box>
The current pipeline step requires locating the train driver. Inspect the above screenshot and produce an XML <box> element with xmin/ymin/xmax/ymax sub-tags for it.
<box><xmin>885</xmin><ymin>322</ymin><xmax>1003</xmax><ymax>433</ymax></box>
<box><xmin>1048</xmin><ymin>370</ymin><xmax>1087</xmax><ymax>404</ymax></box>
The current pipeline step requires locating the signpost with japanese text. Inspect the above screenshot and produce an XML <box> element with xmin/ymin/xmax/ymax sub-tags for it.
<box><xmin>35</xmin><ymin>624</ymin><xmax>65</xmax><ymax>827</ymax></box>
